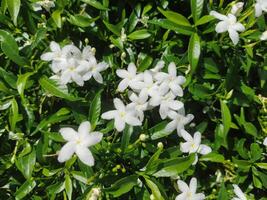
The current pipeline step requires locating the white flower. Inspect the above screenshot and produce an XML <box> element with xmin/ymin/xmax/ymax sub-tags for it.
<box><xmin>255</xmin><ymin>0</ymin><xmax>267</xmax><ymax>17</ymax></box>
<box><xmin>210</xmin><ymin>11</ymin><xmax>245</xmax><ymax>45</ymax></box>
<box><xmin>101</xmin><ymin>98</ymin><xmax>141</xmax><ymax>132</ymax></box>
<box><xmin>137</xmin><ymin>71</ymin><xmax>159</xmax><ymax>98</ymax></box>
<box><xmin>263</xmin><ymin>137</ymin><xmax>267</xmax><ymax>146</ymax></box>
<box><xmin>231</xmin><ymin>2</ymin><xmax>244</xmax><ymax>16</ymax></box>
<box><xmin>58</xmin><ymin>121</ymin><xmax>103</xmax><ymax>166</ymax></box>
<box><xmin>82</xmin><ymin>59</ymin><xmax>108</xmax><ymax>84</ymax></box>
<box><xmin>232</xmin><ymin>184</ymin><xmax>247</xmax><ymax>200</ymax></box>
<box><xmin>116</xmin><ymin>63</ymin><xmax>143</xmax><ymax>92</ymax></box>
<box><xmin>127</xmin><ymin>91</ymin><xmax>148</xmax><ymax>122</ymax></box>
<box><xmin>32</xmin><ymin>0</ymin><xmax>55</xmax><ymax>12</ymax></box>
<box><xmin>59</xmin><ymin>58</ymin><xmax>87</xmax><ymax>86</ymax></box>
<box><xmin>165</xmin><ymin>109</ymin><xmax>194</xmax><ymax>135</ymax></box>
<box><xmin>175</xmin><ymin>177</ymin><xmax>205</xmax><ymax>200</ymax></box>
<box><xmin>260</xmin><ymin>30</ymin><xmax>267</xmax><ymax>40</ymax></box>
<box><xmin>180</xmin><ymin>130</ymin><xmax>212</xmax><ymax>164</ymax></box>
<box><xmin>150</xmin><ymin>60</ymin><xmax>165</xmax><ymax>74</ymax></box>
<box><xmin>155</xmin><ymin>62</ymin><xmax>186</xmax><ymax>96</ymax></box>
<box><xmin>150</xmin><ymin>84</ymin><xmax>184</xmax><ymax>119</ymax></box>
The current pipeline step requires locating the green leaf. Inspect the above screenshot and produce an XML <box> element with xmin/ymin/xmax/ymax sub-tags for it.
<box><xmin>220</xmin><ymin>100</ymin><xmax>231</xmax><ymax>138</ymax></box>
<box><xmin>17</xmin><ymin>72</ymin><xmax>34</xmax><ymax>98</ymax></box>
<box><xmin>39</xmin><ymin>76</ymin><xmax>82</xmax><ymax>101</ymax></box>
<box><xmin>32</xmin><ymin>108</ymin><xmax>71</xmax><ymax>135</ymax></box>
<box><xmin>188</xmin><ymin>33</ymin><xmax>201</xmax><ymax>75</ymax></box>
<box><xmin>52</xmin><ymin>10</ymin><xmax>62</xmax><ymax>28</ymax></box>
<box><xmin>256</xmin><ymin>163</ymin><xmax>267</xmax><ymax>170</ymax></box>
<box><xmin>81</xmin><ymin>0</ymin><xmax>108</xmax><ymax>10</ymax></box>
<box><xmin>138</xmin><ymin>53</ymin><xmax>153</xmax><ymax>72</ymax></box>
<box><xmin>15</xmin><ymin>179</ymin><xmax>36</xmax><ymax>200</ymax></box>
<box><xmin>89</xmin><ymin>90</ymin><xmax>102</xmax><ymax>130</ymax></box>
<box><xmin>218</xmin><ymin>182</ymin><xmax>229</xmax><ymax>200</ymax></box>
<box><xmin>250</xmin><ymin>143</ymin><xmax>262</xmax><ymax>162</ymax></box>
<box><xmin>149</xmin><ymin>19</ymin><xmax>194</xmax><ymax>36</ymax></box>
<box><xmin>145</xmin><ymin>148</ymin><xmax>162</xmax><ymax>172</ymax></box>
<box><xmin>7</xmin><ymin>0</ymin><xmax>20</xmax><ymax>26</ymax></box>
<box><xmin>103</xmin><ymin>20</ymin><xmax>121</xmax><ymax>36</ymax></box>
<box><xmin>190</xmin><ymin>0</ymin><xmax>204</xmax><ymax>23</ymax></box>
<box><xmin>0</xmin><ymin>30</ymin><xmax>28</xmax><ymax>66</ymax></box>
<box><xmin>65</xmin><ymin>175</ymin><xmax>72</xmax><ymax>200</ymax></box>
<box><xmin>200</xmin><ymin>152</ymin><xmax>225</xmax><ymax>163</ymax></box>
<box><xmin>15</xmin><ymin>149</ymin><xmax>36</xmax><ymax>179</ymax></box>
<box><xmin>104</xmin><ymin>175</ymin><xmax>138</xmax><ymax>197</ymax></box>
<box><xmin>195</xmin><ymin>15</ymin><xmax>215</xmax><ymax>26</ymax></box>
<box><xmin>128</xmin><ymin>29</ymin><xmax>151</xmax><ymax>40</ymax></box>
<box><xmin>121</xmin><ymin>125</ymin><xmax>133</xmax><ymax>153</ymax></box>
<box><xmin>150</xmin><ymin>121</ymin><xmax>171</xmax><ymax>140</ymax></box>
<box><xmin>128</xmin><ymin>4</ymin><xmax>141</xmax><ymax>33</ymax></box>
<box><xmin>0</xmin><ymin>67</ymin><xmax>17</xmax><ymax>89</ymax></box>
<box><xmin>8</xmin><ymin>98</ymin><xmax>19</xmax><ymax>131</ymax></box>
<box><xmin>157</xmin><ymin>7</ymin><xmax>191</xmax><ymax>27</ymax></box>
<box><xmin>68</xmin><ymin>14</ymin><xmax>99</xmax><ymax>27</ymax></box>
<box><xmin>152</xmin><ymin>154</ymin><xmax>195</xmax><ymax>177</ymax></box>
<box><xmin>144</xmin><ymin>177</ymin><xmax>164</xmax><ymax>200</ymax></box>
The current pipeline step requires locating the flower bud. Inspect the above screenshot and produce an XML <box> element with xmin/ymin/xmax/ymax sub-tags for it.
<box><xmin>150</xmin><ymin>194</ymin><xmax>155</xmax><ymax>200</ymax></box>
<box><xmin>231</xmin><ymin>2</ymin><xmax>244</xmax><ymax>16</ymax></box>
<box><xmin>260</xmin><ymin>30</ymin><xmax>267</xmax><ymax>41</ymax></box>
<box><xmin>157</xmin><ymin>142</ymin><xmax>163</xmax><ymax>149</ymax></box>
<box><xmin>139</xmin><ymin>134</ymin><xmax>146</xmax><ymax>141</ymax></box>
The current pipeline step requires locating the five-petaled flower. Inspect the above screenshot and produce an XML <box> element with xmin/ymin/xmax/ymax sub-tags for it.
<box><xmin>101</xmin><ymin>98</ymin><xmax>141</xmax><ymax>132</ymax></box>
<box><xmin>175</xmin><ymin>177</ymin><xmax>205</xmax><ymax>200</ymax></box>
<box><xmin>210</xmin><ymin>11</ymin><xmax>245</xmax><ymax>45</ymax></box>
<box><xmin>180</xmin><ymin>129</ymin><xmax>212</xmax><ymax>164</ymax></box>
<box><xmin>58</xmin><ymin>121</ymin><xmax>103</xmax><ymax>166</ymax></box>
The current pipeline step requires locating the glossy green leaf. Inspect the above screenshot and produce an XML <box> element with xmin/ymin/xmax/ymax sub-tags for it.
<box><xmin>220</xmin><ymin>100</ymin><xmax>231</xmax><ymax>138</ymax></box>
<box><xmin>7</xmin><ymin>0</ymin><xmax>20</xmax><ymax>26</ymax></box>
<box><xmin>52</xmin><ymin>10</ymin><xmax>62</xmax><ymax>28</ymax></box>
<box><xmin>65</xmin><ymin>175</ymin><xmax>72</xmax><ymax>200</ymax></box>
<box><xmin>89</xmin><ymin>90</ymin><xmax>102</xmax><ymax>130</ymax></box>
<box><xmin>121</xmin><ymin>125</ymin><xmax>133</xmax><ymax>153</ymax></box>
<box><xmin>68</xmin><ymin>14</ymin><xmax>99</xmax><ymax>27</ymax></box>
<box><xmin>188</xmin><ymin>33</ymin><xmax>201</xmax><ymax>75</ymax></box>
<box><xmin>15</xmin><ymin>179</ymin><xmax>36</xmax><ymax>200</ymax></box>
<box><xmin>104</xmin><ymin>175</ymin><xmax>138</xmax><ymax>197</ymax></box>
<box><xmin>190</xmin><ymin>0</ymin><xmax>204</xmax><ymax>23</ymax></box>
<box><xmin>15</xmin><ymin>149</ymin><xmax>36</xmax><ymax>179</ymax></box>
<box><xmin>128</xmin><ymin>29</ymin><xmax>151</xmax><ymax>40</ymax></box>
<box><xmin>81</xmin><ymin>0</ymin><xmax>108</xmax><ymax>10</ymax></box>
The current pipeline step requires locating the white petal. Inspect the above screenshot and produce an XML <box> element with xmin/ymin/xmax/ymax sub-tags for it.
<box><xmin>263</xmin><ymin>137</ymin><xmax>267</xmax><ymax>146</ymax></box>
<box><xmin>155</xmin><ymin>72</ymin><xmax>168</xmax><ymax>82</ymax></box>
<box><xmin>177</xmin><ymin>180</ymin><xmax>189</xmax><ymax>193</ymax></box>
<box><xmin>78</xmin><ymin>121</ymin><xmax>91</xmax><ymax>138</ymax></box>
<box><xmin>159</xmin><ymin>104</ymin><xmax>169</xmax><ymax>119</ymax></box>
<box><xmin>93</xmin><ymin>72</ymin><xmax>103</xmax><ymax>84</ymax></box>
<box><xmin>181</xmin><ymin>129</ymin><xmax>193</xmax><ymax>141</ymax></box>
<box><xmin>118</xmin><ymin>79</ymin><xmax>129</xmax><ymax>92</ymax></box>
<box><xmin>114</xmin><ymin>117</ymin><xmax>125</xmax><ymax>132</ymax></box>
<box><xmin>59</xmin><ymin>128</ymin><xmax>77</xmax><ymax>141</ymax></box>
<box><xmin>114</xmin><ymin>98</ymin><xmax>125</xmax><ymax>111</ymax></box>
<box><xmin>198</xmin><ymin>144</ymin><xmax>212</xmax><ymax>155</ymax></box>
<box><xmin>215</xmin><ymin>21</ymin><xmax>228</xmax><ymax>33</ymax></box>
<box><xmin>50</xmin><ymin>41</ymin><xmax>60</xmax><ymax>52</ymax></box>
<box><xmin>210</xmin><ymin>11</ymin><xmax>228</xmax><ymax>20</ymax></box>
<box><xmin>255</xmin><ymin>3</ymin><xmax>262</xmax><ymax>17</ymax></box>
<box><xmin>168</xmin><ymin>62</ymin><xmax>177</xmax><ymax>77</ymax></box>
<box><xmin>170</xmin><ymin>83</ymin><xmax>184</xmax><ymax>97</ymax></box>
<box><xmin>193</xmin><ymin>132</ymin><xmax>201</xmax><ymax>146</ymax></box>
<box><xmin>175</xmin><ymin>193</ymin><xmax>187</xmax><ymax>200</ymax></box>
<box><xmin>116</xmin><ymin>69</ymin><xmax>128</xmax><ymax>78</ymax></box>
<box><xmin>76</xmin><ymin>147</ymin><xmax>95</xmax><ymax>166</ymax></box>
<box><xmin>189</xmin><ymin>177</ymin><xmax>197</xmax><ymax>194</ymax></box>
<box><xmin>83</xmin><ymin>132</ymin><xmax>103</xmax><ymax>147</ymax></box>
<box><xmin>228</xmin><ymin>29</ymin><xmax>240</xmax><ymax>45</ymax></box>
<box><xmin>192</xmin><ymin>154</ymin><xmax>199</xmax><ymax>165</ymax></box>
<box><xmin>128</xmin><ymin>63</ymin><xmax>137</xmax><ymax>74</ymax></box>
<box><xmin>125</xmin><ymin>115</ymin><xmax>141</xmax><ymax>126</ymax></box>
<box><xmin>169</xmin><ymin>100</ymin><xmax>184</xmax><ymax>111</ymax></box>
<box><xmin>72</xmin><ymin>73</ymin><xmax>84</xmax><ymax>86</ymax></box>
<box><xmin>41</xmin><ymin>52</ymin><xmax>54</xmax><ymax>61</ymax></box>
<box><xmin>180</xmin><ymin>142</ymin><xmax>191</xmax><ymax>153</ymax></box>
<box><xmin>165</xmin><ymin>120</ymin><xmax>177</xmax><ymax>132</ymax></box>
<box><xmin>192</xmin><ymin>193</ymin><xmax>205</xmax><ymax>200</ymax></box>
<box><xmin>58</xmin><ymin>142</ymin><xmax>76</xmax><ymax>163</ymax></box>
<box><xmin>233</xmin><ymin>23</ymin><xmax>245</xmax><ymax>32</ymax></box>
<box><xmin>60</xmin><ymin>71</ymin><xmax>72</xmax><ymax>85</ymax></box>
<box><xmin>233</xmin><ymin>184</ymin><xmax>246</xmax><ymax>200</ymax></box>
<box><xmin>101</xmin><ymin>110</ymin><xmax>117</xmax><ymax>119</ymax></box>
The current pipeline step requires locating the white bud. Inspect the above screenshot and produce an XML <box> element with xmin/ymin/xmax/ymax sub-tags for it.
<box><xmin>260</xmin><ymin>31</ymin><xmax>267</xmax><ymax>41</ymax></box>
<box><xmin>231</xmin><ymin>2</ymin><xmax>244</xmax><ymax>16</ymax></box>
<box><xmin>139</xmin><ymin>134</ymin><xmax>146</xmax><ymax>141</ymax></box>
<box><xmin>157</xmin><ymin>142</ymin><xmax>163</xmax><ymax>149</ymax></box>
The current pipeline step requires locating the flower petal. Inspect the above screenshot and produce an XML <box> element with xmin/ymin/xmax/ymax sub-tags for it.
<box><xmin>114</xmin><ymin>117</ymin><xmax>125</xmax><ymax>132</ymax></box>
<box><xmin>118</xmin><ymin>79</ymin><xmax>129</xmax><ymax>92</ymax></box>
<box><xmin>50</xmin><ymin>41</ymin><xmax>61</xmax><ymax>52</ymax></box>
<box><xmin>233</xmin><ymin>184</ymin><xmax>246</xmax><ymax>200</ymax></box>
<box><xmin>198</xmin><ymin>144</ymin><xmax>212</xmax><ymax>155</ymax></box>
<box><xmin>59</xmin><ymin>128</ymin><xmax>77</xmax><ymax>141</ymax></box>
<box><xmin>125</xmin><ymin>115</ymin><xmax>141</xmax><ymax>126</ymax></box>
<box><xmin>181</xmin><ymin>129</ymin><xmax>193</xmax><ymax>141</ymax></box>
<box><xmin>101</xmin><ymin>110</ymin><xmax>117</xmax><ymax>120</ymax></box>
<box><xmin>93</xmin><ymin>72</ymin><xmax>103</xmax><ymax>84</ymax></box>
<box><xmin>114</xmin><ymin>98</ymin><xmax>125</xmax><ymax>111</ymax></box>
<box><xmin>210</xmin><ymin>11</ymin><xmax>228</xmax><ymax>20</ymax></box>
<box><xmin>228</xmin><ymin>29</ymin><xmax>240</xmax><ymax>45</ymax></box>
<box><xmin>128</xmin><ymin>63</ymin><xmax>137</xmax><ymax>74</ymax></box>
<box><xmin>78</xmin><ymin>121</ymin><xmax>91</xmax><ymax>138</ymax></box>
<box><xmin>58</xmin><ymin>142</ymin><xmax>76</xmax><ymax>163</ymax></box>
<box><xmin>189</xmin><ymin>177</ymin><xmax>197</xmax><ymax>194</ymax></box>
<box><xmin>83</xmin><ymin>132</ymin><xmax>103</xmax><ymax>147</ymax></box>
<box><xmin>177</xmin><ymin>180</ymin><xmax>189</xmax><ymax>193</ymax></box>
<box><xmin>168</xmin><ymin>62</ymin><xmax>177</xmax><ymax>77</ymax></box>
<box><xmin>76</xmin><ymin>147</ymin><xmax>95</xmax><ymax>166</ymax></box>
<box><xmin>215</xmin><ymin>21</ymin><xmax>228</xmax><ymax>33</ymax></box>
<box><xmin>116</xmin><ymin>69</ymin><xmax>128</xmax><ymax>78</ymax></box>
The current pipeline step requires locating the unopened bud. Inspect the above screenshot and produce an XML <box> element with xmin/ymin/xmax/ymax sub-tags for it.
<box><xmin>85</xmin><ymin>38</ymin><xmax>89</xmax><ymax>44</ymax></box>
<box><xmin>157</xmin><ymin>142</ymin><xmax>163</xmax><ymax>149</ymax></box>
<box><xmin>139</xmin><ymin>134</ymin><xmax>146</xmax><ymax>141</ymax></box>
<box><xmin>150</xmin><ymin>194</ymin><xmax>155</xmax><ymax>200</ymax></box>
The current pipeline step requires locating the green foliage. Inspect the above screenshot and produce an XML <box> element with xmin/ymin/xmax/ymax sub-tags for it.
<box><xmin>0</xmin><ymin>0</ymin><xmax>266</xmax><ymax>199</ymax></box>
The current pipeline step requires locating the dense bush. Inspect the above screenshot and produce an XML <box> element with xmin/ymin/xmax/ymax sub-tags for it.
<box><xmin>0</xmin><ymin>0</ymin><xmax>266</xmax><ymax>199</ymax></box>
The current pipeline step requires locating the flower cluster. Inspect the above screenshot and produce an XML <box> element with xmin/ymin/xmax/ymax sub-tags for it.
<box><xmin>210</xmin><ymin>1</ymin><xmax>267</xmax><ymax>45</ymax></box>
<box><xmin>101</xmin><ymin>61</ymin><xmax>189</xmax><ymax>132</ymax></box>
<box><xmin>41</xmin><ymin>41</ymin><xmax>108</xmax><ymax>86</ymax></box>
<box><xmin>32</xmin><ymin>0</ymin><xmax>55</xmax><ymax>12</ymax></box>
